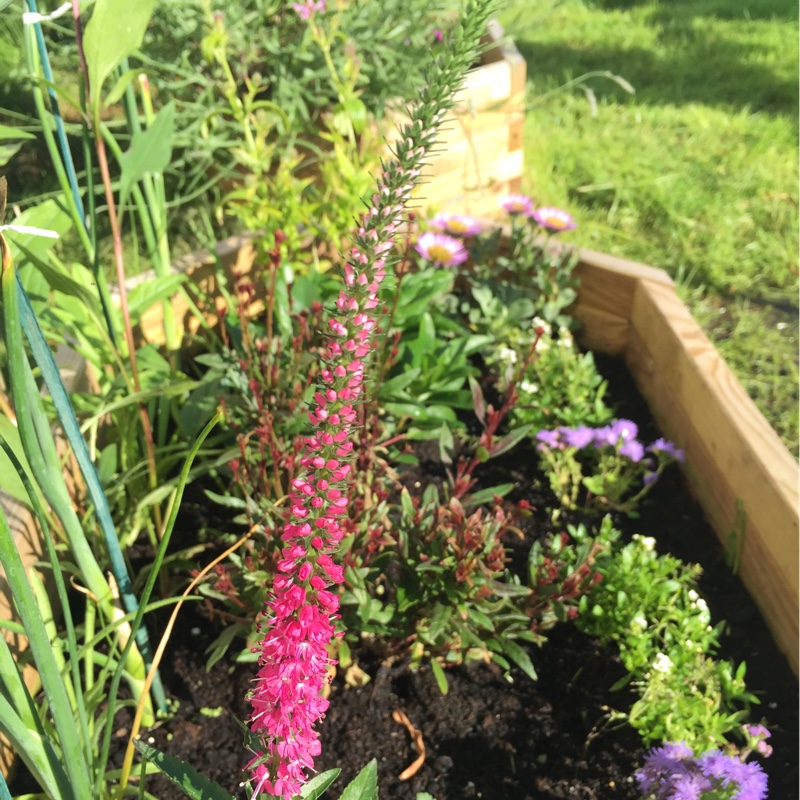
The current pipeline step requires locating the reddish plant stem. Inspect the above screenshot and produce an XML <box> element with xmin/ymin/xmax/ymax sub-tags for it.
<box><xmin>72</xmin><ymin>5</ymin><xmax>162</xmax><ymax>534</ymax></box>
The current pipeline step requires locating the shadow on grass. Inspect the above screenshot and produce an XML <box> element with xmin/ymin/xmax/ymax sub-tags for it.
<box><xmin>517</xmin><ymin>35</ymin><xmax>797</xmax><ymax>122</ymax></box>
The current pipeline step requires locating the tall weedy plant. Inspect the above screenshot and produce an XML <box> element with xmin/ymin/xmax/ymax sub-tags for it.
<box><xmin>242</xmin><ymin>2</ymin><xmax>496</xmax><ymax>796</ymax></box>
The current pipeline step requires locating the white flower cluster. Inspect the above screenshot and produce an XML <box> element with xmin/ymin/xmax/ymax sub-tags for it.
<box><xmin>497</xmin><ymin>346</ymin><xmax>517</xmax><ymax>365</ymax></box>
<box><xmin>652</xmin><ymin>652</ymin><xmax>674</xmax><ymax>674</ymax></box>
<box><xmin>632</xmin><ymin>534</ymin><xmax>657</xmax><ymax>552</ymax></box>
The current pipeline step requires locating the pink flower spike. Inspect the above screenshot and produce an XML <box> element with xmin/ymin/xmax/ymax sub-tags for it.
<box><xmin>430</xmin><ymin>212</ymin><xmax>482</xmax><ymax>237</ymax></box>
<box><xmin>414</xmin><ymin>231</ymin><xmax>469</xmax><ymax>267</ymax></box>
<box><xmin>532</xmin><ymin>206</ymin><xmax>577</xmax><ymax>233</ymax></box>
<box><xmin>501</xmin><ymin>193</ymin><xmax>535</xmax><ymax>216</ymax></box>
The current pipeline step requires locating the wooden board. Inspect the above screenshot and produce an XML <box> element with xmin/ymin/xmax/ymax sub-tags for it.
<box><xmin>383</xmin><ymin>19</ymin><xmax>526</xmax><ymax>220</ymax></box>
<box><xmin>571</xmin><ymin>251</ymin><xmax>799</xmax><ymax>673</ymax></box>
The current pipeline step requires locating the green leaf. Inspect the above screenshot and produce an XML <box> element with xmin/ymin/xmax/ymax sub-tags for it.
<box><xmin>84</xmin><ymin>0</ymin><xmax>157</xmax><ymax>112</ymax></box>
<box><xmin>339</xmin><ymin>759</ymin><xmax>378</xmax><ymax>800</ymax></box>
<box><xmin>400</xmin><ymin>487</ymin><xmax>415</xmax><ymax>520</ymax></box>
<box><xmin>3</xmin><ymin>200</ymin><xmax>73</xmax><ymax>266</ymax></box>
<box><xmin>427</xmin><ymin>602</ymin><xmax>452</xmax><ymax>643</ymax></box>
<box><xmin>488</xmin><ymin>424</ymin><xmax>531</xmax><ymax>459</ymax></box>
<box><xmin>430</xmin><ymin>658</ymin><xmax>449</xmax><ymax>695</ymax></box>
<box><xmin>133</xmin><ymin>741</ymin><xmax>235</xmax><ymax>800</ymax></box>
<box><xmin>126</xmin><ymin>271</ymin><xmax>186</xmax><ymax>323</ymax></box>
<box><xmin>103</xmin><ymin>68</ymin><xmax>143</xmax><ymax>108</ymax></box>
<box><xmin>341</xmin><ymin>96</ymin><xmax>367</xmax><ymax>135</ymax></box>
<box><xmin>466</xmin><ymin>483</ymin><xmax>515</xmax><ymax>505</ymax></box>
<box><xmin>0</xmin><ymin>124</ymin><xmax>35</xmax><ymax>169</ymax></box>
<box><xmin>117</xmin><ymin>101</ymin><xmax>175</xmax><ymax>209</ymax></box>
<box><xmin>299</xmin><ymin>768</ymin><xmax>342</xmax><ymax>799</ymax></box>
<box><xmin>0</xmin><ymin>415</ymin><xmax>37</xmax><ymax>505</ymax></box>
<box><xmin>501</xmin><ymin>639</ymin><xmax>538</xmax><ymax>681</ymax></box>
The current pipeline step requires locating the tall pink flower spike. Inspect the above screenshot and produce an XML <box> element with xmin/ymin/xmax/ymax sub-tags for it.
<box><xmin>244</xmin><ymin>2</ymin><xmax>494</xmax><ymax>793</ymax></box>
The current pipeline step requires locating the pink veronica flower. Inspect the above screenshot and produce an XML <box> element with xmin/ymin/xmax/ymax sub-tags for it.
<box><xmin>501</xmin><ymin>193</ymin><xmax>535</xmax><ymax>216</ymax></box>
<box><xmin>246</xmin><ymin>105</ymin><xmax>452</xmax><ymax>800</ymax></box>
<box><xmin>414</xmin><ymin>231</ymin><xmax>469</xmax><ymax>266</ymax></box>
<box><xmin>531</xmin><ymin>206</ymin><xmax>577</xmax><ymax>233</ymax></box>
<box><xmin>430</xmin><ymin>212</ymin><xmax>482</xmax><ymax>237</ymax></box>
<box><xmin>292</xmin><ymin>0</ymin><xmax>326</xmax><ymax>20</ymax></box>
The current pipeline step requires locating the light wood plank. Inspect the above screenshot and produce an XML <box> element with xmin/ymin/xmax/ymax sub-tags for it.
<box><xmin>625</xmin><ymin>279</ymin><xmax>798</xmax><ymax>671</ymax></box>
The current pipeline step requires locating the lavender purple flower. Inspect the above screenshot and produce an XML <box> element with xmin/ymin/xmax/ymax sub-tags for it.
<box><xmin>535</xmin><ymin>421</ymin><xmax>684</xmax><ymax>513</ymax></box>
<box><xmin>636</xmin><ymin>741</ymin><xmax>769</xmax><ymax>800</ymax></box>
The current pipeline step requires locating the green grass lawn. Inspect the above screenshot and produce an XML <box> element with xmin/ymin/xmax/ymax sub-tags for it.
<box><xmin>497</xmin><ymin>0</ymin><xmax>798</xmax><ymax>455</ymax></box>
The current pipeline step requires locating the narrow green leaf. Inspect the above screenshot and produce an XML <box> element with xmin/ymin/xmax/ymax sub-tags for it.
<box><xmin>488</xmin><ymin>424</ymin><xmax>531</xmax><ymax>459</ymax></box>
<box><xmin>465</xmin><ymin>483</ymin><xmax>515</xmax><ymax>506</ymax></box>
<box><xmin>430</xmin><ymin>658</ymin><xmax>449</xmax><ymax>695</ymax></box>
<box><xmin>133</xmin><ymin>741</ymin><xmax>235</xmax><ymax>800</ymax></box>
<box><xmin>501</xmin><ymin>638</ymin><xmax>538</xmax><ymax>681</ymax></box>
<box><xmin>104</xmin><ymin>68</ymin><xmax>143</xmax><ymax>108</ymax></box>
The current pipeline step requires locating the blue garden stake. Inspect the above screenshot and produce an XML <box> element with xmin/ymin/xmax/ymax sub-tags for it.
<box><xmin>0</xmin><ymin>768</ymin><xmax>11</xmax><ymax>800</ymax></box>
<box><xmin>15</xmin><ymin>273</ymin><xmax>168</xmax><ymax>713</ymax></box>
<box><xmin>25</xmin><ymin>0</ymin><xmax>86</xmax><ymax>227</ymax></box>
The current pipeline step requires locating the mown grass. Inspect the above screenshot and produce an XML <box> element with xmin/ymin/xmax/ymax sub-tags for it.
<box><xmin>497</xmin><ymin>0</ymin><xmax>798</xmax><ymax>454</ymax></box>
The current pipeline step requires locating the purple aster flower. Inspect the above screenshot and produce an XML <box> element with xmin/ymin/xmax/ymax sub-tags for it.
<box><xmin>501</xmin><ymin>193</ymin><xmax>535</xmax><ymax>216</ymax></box>
<box><xmin>535</xmin><ymin>429</ymin><xmax>562</xmax><ymax>450</ymax></box>
<box><xmin>531</xmin><ymin>206</ymin><xmax>577</xmax><ymax>233</ymax></box>
<box><xmin>611</xmin><ymin>418</ymin><xmax>638</xmax><ymax>442</ymax></box>
<box><xmin>643</xmin><ymin>471</ymin><xmax>660</xmax><ymax>487</ymax></box>
<box><xmin>670</xmin><ymin>772</ymin><xmax>713</xmax><ymax>800</ymax></box>
<box><xmin>430</xmin><ymin>212</ymin><xmax>482</xmax><ymax>237</ymax></box>
<box><xmin>649</xmin><ymin>437</ymin><xmax>686</xmax><ymax>463</ymax></box>
<box><xmin>561</xmin><ymin>425</ymin><xmax>595</xmax><ymax>449</ymax></box>
<box><xmin>592</xmin><ymin>425</ymin><xmax>617</xmax><ymax>448</ymax></box>
<box><xmin>414</xmin><ymin>231</ymin><xmax>469</xmax><ymax>267</ymax></box>
<box><xmin>433</xmin><ymin>28</ymin><xmax>443</xmax><ymax>42</ymax></box>
<box><xmin>620</xmin><ymin>438</ymin><xmax>645</xmax><ymax>463</ymax></box>
<box><xmin>698</xmin><ymin>750</ymin><xmax>735</xmax><ymax>784</ymax></box>
<box><xmin>733</xmin><ymin>762</ymin><xmax>768</xmax><ymax>800</ymax></box>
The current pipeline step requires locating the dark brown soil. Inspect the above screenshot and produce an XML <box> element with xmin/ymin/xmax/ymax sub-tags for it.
<box><xmin>11</xmin><ymin>357</ymin><xmax>798</xmax><ymax>799</ymax></box>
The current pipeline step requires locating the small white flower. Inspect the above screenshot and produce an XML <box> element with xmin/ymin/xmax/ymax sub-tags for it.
<box><xmin>498</xmin><ymin>346</ymin><xmax>517</xmax><ymax>365</ymax></box>
<box><xmin>652</xmin><ymin>653</ymin><xmax>674</xmax><ymax>674</ymax></box>
<box><xmin>639</xmin><ymin>536</ymin><xmax>656</xmax><ymax>552</ymax></box>
<box><xmin>695</xmin><ymin>598</ymin><xmax>708</xmax><ymax>612</ymax></box>
<box><xmin>630</xmin><ymin>614</ymin><xmax>648</xmax><ymax>635</ymax></box>
<box><xmin>519</xmin><ymin>380</ymin><xmax>538</xmax><ymax>394</ymax></box>
<box><xmin>535</xmin><ymin>337</ymin><xmax>551</xmax><ymax>353</ymax></box>
<box><xmin>688</xmin><ymin>589</ymin><xmax>699</xmax><ymax>602</ymax></box>
<box><xmin>685</xmin><ymin>640</ymin><xmax>693</xmax><ymax>648</ymax></box>
<box><xmin>532</xmin><ymin>317</ymin><xmax>551</xmax><ymax>335</ymax></box>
